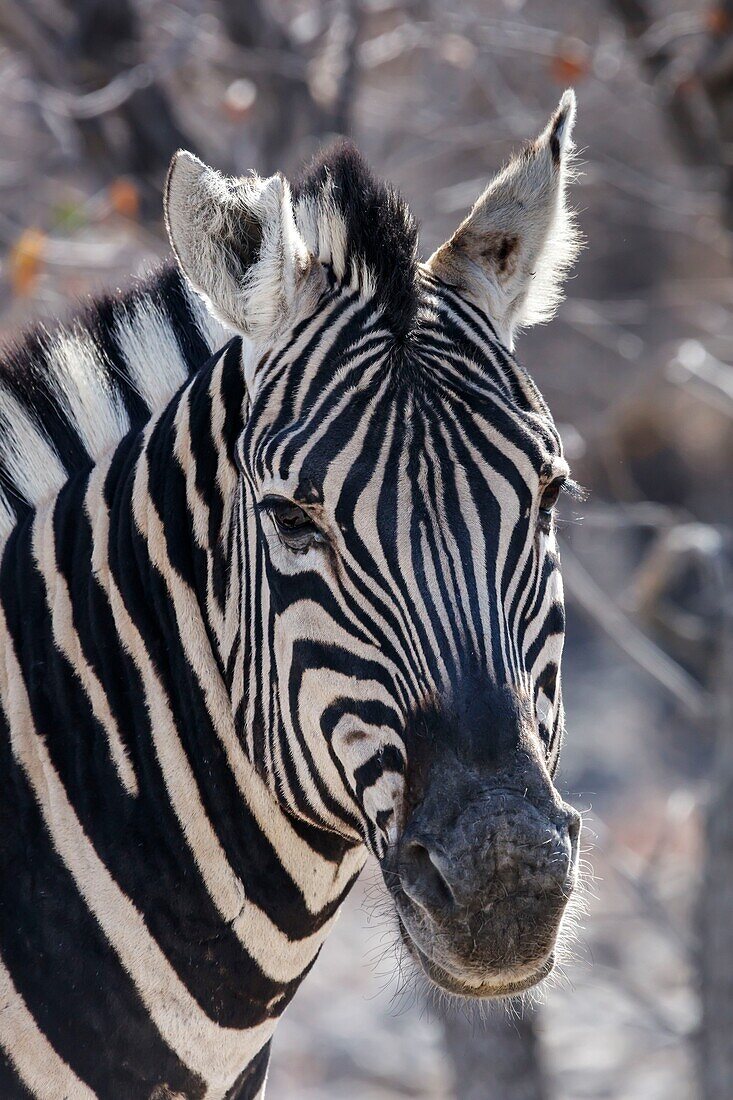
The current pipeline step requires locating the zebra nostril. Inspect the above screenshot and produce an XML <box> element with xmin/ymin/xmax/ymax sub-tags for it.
<box><xmin>565</xmin><ymin>808</ymin><xmax>581</xmax><ymax>848</ymax></box>
<box><xmin>400</xmin><ymin>840</ymin><xmax>456</xmax><ymax>914</ymax></box>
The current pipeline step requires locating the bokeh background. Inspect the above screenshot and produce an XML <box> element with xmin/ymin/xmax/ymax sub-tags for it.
<box><xmin>1</xmin><ymin>1</ymin><xmax>732</xmax><ymax>1098</ymax></box>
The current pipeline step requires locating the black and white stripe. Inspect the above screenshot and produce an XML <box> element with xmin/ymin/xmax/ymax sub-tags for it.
<box><xmin>0</xmin><ymin>103</ymin><xmax>580</xmax><ymax>1098</ymax></box>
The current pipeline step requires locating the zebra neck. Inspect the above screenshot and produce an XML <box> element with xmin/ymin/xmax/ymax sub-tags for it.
<box><xmin>0</xmin><ymin>340</ymin><xmax>366</xmax><ymax>1094</ymax></box>
<box><xmin>95</xmin><ymin>338</ymin><xmax>368</xmax><ymax>1031</ymax></box>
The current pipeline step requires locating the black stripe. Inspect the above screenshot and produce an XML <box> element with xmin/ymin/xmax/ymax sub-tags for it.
<box><xmin>0</xmin><ymin>1050</ymin><xmax>35</xmax><ymax>1100</ymax></box>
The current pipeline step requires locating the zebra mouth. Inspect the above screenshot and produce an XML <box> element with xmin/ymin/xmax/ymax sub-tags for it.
<box><xmin>396</xmin><ymin>914</ymin><xmax>555</xmax><ymax>999</ymax></box>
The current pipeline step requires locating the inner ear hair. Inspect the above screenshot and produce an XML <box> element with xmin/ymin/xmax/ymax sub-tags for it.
<box><xmin>220</xmin><ymin>205</ymin><xmax>264</xmax><ymax>282</ymax></box>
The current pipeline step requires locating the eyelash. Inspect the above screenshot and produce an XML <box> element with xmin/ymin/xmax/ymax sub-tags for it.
<box><xmin>561</xmin><ymin>478</ymin><xmax>586</xmax><ymax>502</ymax></box>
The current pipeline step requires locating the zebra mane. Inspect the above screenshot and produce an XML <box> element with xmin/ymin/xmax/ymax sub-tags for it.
<box><xmin>0</xmin><ymin>264</ymin><xmax>227</xmax><ymax>545</ymax></box>
<box><xmin>292</xmin><ymin>141</ymin><xmax>421</xmax><ymax>342</ymax></box>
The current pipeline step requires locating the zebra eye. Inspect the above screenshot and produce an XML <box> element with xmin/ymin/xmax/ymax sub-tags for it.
<box><xmin>538</xmin><ymin>478</ymin><xmax>565</xmax><ymax>530</ymax></box>
<box><xmin>263</xmin><ymin>497</ymin><xmax>319</xmax><ymax>548</ymax></box>
<box><xmin>539</xmin><ymin>479</ymin><xmax>563</xmax><ymax>514</ymax></box>
<box><xmin>271</xmin><ymin>501</ymin><xmax>310</xmax><ymax>530</ymax></box>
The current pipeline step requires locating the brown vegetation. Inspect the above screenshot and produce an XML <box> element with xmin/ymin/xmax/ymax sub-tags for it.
<box><xmin>1</xmin><ymin>2</ymin><xmax>732</xmax><ymax>1097</ymax></box>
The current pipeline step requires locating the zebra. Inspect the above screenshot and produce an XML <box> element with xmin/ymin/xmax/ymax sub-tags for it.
<box><xmin>0</xmin><ymin>90</ymin><xmax>582</xmax><ymax>1099</ymax></box>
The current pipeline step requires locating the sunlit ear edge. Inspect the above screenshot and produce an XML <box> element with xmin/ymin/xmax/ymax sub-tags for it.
<box><xmin>426</xmin><ymin>90</ymin><xmax>583</xmax><ymax>344</ymax></box>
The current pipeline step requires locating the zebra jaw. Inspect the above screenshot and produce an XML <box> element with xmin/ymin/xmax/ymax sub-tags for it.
<box><xmin>396</xmin><ymin>914</ymin><xmax>556</xmax><ymax>999</ymax></box>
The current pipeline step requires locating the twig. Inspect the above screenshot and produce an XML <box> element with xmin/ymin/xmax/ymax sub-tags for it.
<box><xmin>668</xmin><ymin>344</ymin><xmax>733</xmax><ymax>418</ymax></box>
<box><xmin>562</xmin><ymin>545</ymin><xmax>709</xmax><ymax>719</ymax></box>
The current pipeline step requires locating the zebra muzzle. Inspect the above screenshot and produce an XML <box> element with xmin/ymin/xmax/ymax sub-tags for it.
<box><xmin>382</xmin><ymin>777</ymin><xmax>581</xmax><ymax>998</ymax></box>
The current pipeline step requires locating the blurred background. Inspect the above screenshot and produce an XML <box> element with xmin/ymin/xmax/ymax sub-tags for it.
<box><xmin>1</xmin><ymin>1</ymin><xmax>732</xmax><ymax>1097</ymax></box>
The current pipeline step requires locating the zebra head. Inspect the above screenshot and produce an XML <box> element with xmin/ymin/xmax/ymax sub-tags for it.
<box><xmin>165</xmin><ymin>92</ymin><xmax>582</xmax><ymax>1000</ymax></box>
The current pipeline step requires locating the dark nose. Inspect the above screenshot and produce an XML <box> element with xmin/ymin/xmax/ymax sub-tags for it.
<box><xmin>399</xmin><ymin>794</ymin><xmax>580</xmax><ymax>922</ymax></box>
<box><xmin>400</xmin><ymin>839</ymin><xmax>458</xmax><ymax>914</ymax></box>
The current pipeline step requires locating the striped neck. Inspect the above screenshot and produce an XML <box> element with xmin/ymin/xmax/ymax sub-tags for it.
<box><xmin>0</xmin><ymin>332</ymin><xmax>365</xmax><ymax>1096</ymax></box>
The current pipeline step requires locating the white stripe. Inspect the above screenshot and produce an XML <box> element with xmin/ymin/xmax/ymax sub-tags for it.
<box><xmin>114</xmin><ymin>299</ymin><xmax>189</xmax><ymax>411</ymax></box>
<box><xmin>45</xmin><ymin>327</ymin><xmax>130</xmax><ymax>459</ymax></box>
<box><xmin>0</xmin><ymin>490</ymin><xmax>15</xmax><ymax>546</ymax></box>
<box><xmin>393</xmin><ymin>401</ymin><xmax>450</xmax><ymax>689</ymax></box>
<box><xmin>183</xmin><ymin>281</ymin><xmax>229</xmax><ymax>356</ymax></box>
<box><xmin>0</xmin><ymin>386</ymin><xmax>66</xmax><ymax>512</ymax></box>
<box><xmin>338</xmin><ymin>397</ymin><xmax>429</xmax><ymax>698</ymax></box>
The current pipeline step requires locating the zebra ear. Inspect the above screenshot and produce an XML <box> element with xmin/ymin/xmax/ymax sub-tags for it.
<box><xmin>426</xmin><ymin>90</ymin><xmax>581</xmax><ymax>346</ymax></box>
<box><xmin>164</xmin><ymin>151</ymin><xmax>324</xmax><ymax>340</ymax></box>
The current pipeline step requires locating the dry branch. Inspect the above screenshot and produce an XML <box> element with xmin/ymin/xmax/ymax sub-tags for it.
<box><xmin>441</xmin><ymin>1009</ymin><xmax>549</xmax><ymax>1100</ymax></box>
<box><xmin>562</xmin><ymin>544</ymin><xmax>708</xmax><ymax>719</ymax></box>
<box><xmin>609</xmin><ymin>0</ymin><xmax>733</xmax><ymax>227</ymax></box>
<box><xmin>0</xmin><ymin>0</ymin><xmax>195</xmax><ymax>206</ymax></box>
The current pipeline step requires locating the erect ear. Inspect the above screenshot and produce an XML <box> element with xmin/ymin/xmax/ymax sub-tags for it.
<box><xmin>164</xmin><ymin>151</ymin><xmax>324</xmax><ymax>341</ymax></box>
<box><xmin>426</xmin><ymin>90</ymin><xmax>581</xmax><ymax>346</ymax></box>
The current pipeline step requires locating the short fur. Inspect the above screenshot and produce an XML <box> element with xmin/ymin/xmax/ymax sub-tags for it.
<box><xmin>0</xmin><ymin>94</ymin><xmax>583</xmax><ymax>1099</ymax></box>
